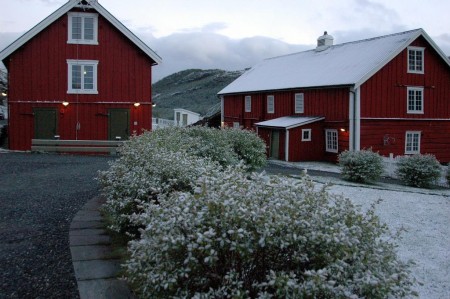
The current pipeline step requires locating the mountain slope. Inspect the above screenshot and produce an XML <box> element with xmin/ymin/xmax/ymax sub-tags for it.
<box><xmin>152</xmin><ymin>69</ymin><xmax>244</xmax><ymax>119</ymax></box>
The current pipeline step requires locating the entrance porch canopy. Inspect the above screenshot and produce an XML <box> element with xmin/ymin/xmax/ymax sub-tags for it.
<box><xmin>255</xmin><ymin>116</ymin><xmax>324</xmax><ymax>129</ymax></box>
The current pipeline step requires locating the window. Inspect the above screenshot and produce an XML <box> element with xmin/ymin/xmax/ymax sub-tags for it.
<box><xmin>407</xmin><ymin>47</ymin><xmax>424</xmax><ymax>74</ymax></box>
<box><xmin>302</xmin><ymin>129</ymin><xmax>311</xmax><ymax>141</ymax></box>
<box><xmin>68</xmin><ymin>12</ymin><xmax>98</xmax><ymax>45</ymax></box>
<box><xmin>182</xmin><ymin>114</ymin><xmax>188</xmax><ymax>126</ymax></box>
<box><xmin>233</xmin><ymin>122</ymin><xmax>240</xmax><ymax>129</ymax></box>
<box><xmin>407</xmin><ymin>87</ymin><xmax>424</xmax><ymax>114</ymax></box>
<box><xmin>325</xmin><ymin>129</ymin><xmax>338</xmax><ymax>153</ymax></box>
<box><xmin>267</xmin><ymin>95</ymin><xmax>274</xmax><ymax>114</ymax></box>
<box><xmin>67</xmin><ymin>60</ymin><xmax>98</xmax><ymax>94</ymax></box>
<box><xmin>245</xmin><ymin>96</ymin><xmax>251</xmax><ymax>112</ymax></box>
<box><xmin>295</xmin><ymin>93</ymin><xmax>304</xmax><ymax>113</ymax></box>
<box><xmin>405</xmin><ymin>131</ymin><xmax>421</xmax><ymax>154</ymax></box>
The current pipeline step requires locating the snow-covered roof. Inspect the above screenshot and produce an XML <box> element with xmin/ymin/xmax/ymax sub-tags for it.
<box><xmin>0</xmin><ymin>0</ymin><xmax>162</xmax><ymax>65</ymax></box>
<box><xmin>255</xmin><ymin>116</ymin><xmax>324</xmax><ymax>129</ymax></box>
<box><xmin>219</xmin><ymin>29</ymin><xmax>450</xmax><ymax>95</ymax></box>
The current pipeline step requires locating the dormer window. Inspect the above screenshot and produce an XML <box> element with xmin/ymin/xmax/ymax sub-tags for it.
<box><xmin>68</xmin><ymin>12</ymin><xmax>98</xmax><ymax>45</ymax></box>
<box><xmin>407</xmin><ymin>46</ymin><xmax>424</xmax><ymax>74</ymax></box>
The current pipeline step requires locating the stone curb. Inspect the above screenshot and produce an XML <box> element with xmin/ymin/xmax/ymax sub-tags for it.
<box><xmin>69</xmin><ymin>196</ymin><xmax>136</xmax><ymax>299</ymax></box>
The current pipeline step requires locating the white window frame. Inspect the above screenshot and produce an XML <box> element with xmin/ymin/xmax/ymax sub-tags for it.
<box><xmin>302</xmin><ymin>129</ymin><xmax>311</xmax><ymax>141</ymax></box>
<box><xmin>325</xmin><ymin>129</ymin><xmax>338</xmax><ymax>153</ymax></box>
<box><xmin>407</xmin><ymin>87</ymin><xmax>424</xmax><ymax>114</ymax></box>
<box><xmin>407</xmin><ymin>46</ymin><xmax>424</xmax><ymax>74</ymax></box>
<box><xmin>67</xmin><ymin>59</ymin><xmax>99</xmax><ymax>94</ymax></box>
<box><xmin>405</xmin><ymin>131</ymin><xmax>421</xmax><ymax>154</ymax></box>
<box><xmin>245</xmin><ymin>96</ymin><xmax>251</xmax><ymax>112</ymax></box>
<box><xmin>295</xmin><ymin>93</ymin><xmax>304</xmax><ymax>113</ymax></box>
<box><xmin>68</xmin><ymin>12</ymin><xmax>98</xmax><ymax>45</ymax></box>
<box><xmin>267</xmin><ymin>95</ymin><xmax>274</xmax><ymax>114</ymax></box>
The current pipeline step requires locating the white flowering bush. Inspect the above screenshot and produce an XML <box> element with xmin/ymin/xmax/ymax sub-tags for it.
<box><xmin>338</xmin><ymin>149</ymin><xmax>384</xmax><ymax>183</ymax></box>
<box><xmin>125</xmin><ymin>168</ymin><xmax>415</xmax><ymax>298</ymax></box>
<box><xmin>446</xmin><ymin>163</ymin><xmax>450</xmax><ymax>185</ymax></box>
<box><xmin>395</xmin><ymin>154</ymin><xmax>441</xmax><ymax>188</ymax></box>
<box><xmin>222</xmin><ymin>127</ymin><xmax>267</xmax><ymax>170</ymax></box>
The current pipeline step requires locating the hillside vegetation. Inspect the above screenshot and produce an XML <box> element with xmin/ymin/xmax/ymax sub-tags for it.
<box><xmin>152</xmin><ymin>69</ymin><xmax>244</xmax><ymax>120</ymax></box>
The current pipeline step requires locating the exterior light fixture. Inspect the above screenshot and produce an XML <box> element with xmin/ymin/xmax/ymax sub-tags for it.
<box><xmin>134</xmin><ymin>102</ymin><xmax>141</xmax><ymax>107</ymax></box>
<box><xmin>340</xmin><ymin>128</ymin><xmax>346</xmax><ymax>132</ymax></box>
<box><xmin>1</xmin><ymin>92</ymin><xmax>6</xmax><ymax>97</ymax></box>
<box><xmin>152</xmin><ymin>103</ymin><xmax>156</xmax><ymax>107</ymax></box>
<box><xmin>62</xmin><ymin>101</ymin><xmax>69</xmax><ymax>106</ymax></box>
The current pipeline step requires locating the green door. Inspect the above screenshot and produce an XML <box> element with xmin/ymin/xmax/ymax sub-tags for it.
<box><xmin>270</xmin><ymin>130</ymin><xmax>280</xmax><ymax>159</ymax></box>
<box><xmin>34</xmin><ymin>108</ymin><xmax>58</xmax><ymax>139</ymax></box>
<box><xmin>108</xmin><ymin>108</ymin><xmax>130</xmax><ymax>140</ymax></box>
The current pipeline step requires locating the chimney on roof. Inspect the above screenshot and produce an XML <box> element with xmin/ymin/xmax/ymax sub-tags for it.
<box><xmin>316</xmin><ymin>31</ymin><xmax>334</xmax><ymax>51</ymax></box>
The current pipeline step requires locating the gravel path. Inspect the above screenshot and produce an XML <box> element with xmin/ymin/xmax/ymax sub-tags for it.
<box><xmin>0</xmin><ymin>153</ymin><xmax>113</xmax><ymax>298</ymax></box>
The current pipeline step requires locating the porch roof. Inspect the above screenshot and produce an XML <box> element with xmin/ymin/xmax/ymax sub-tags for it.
<box><xmin>255</xmin><ymin>116</ymin><xmax>325</xmax><ymax>130</ymax></box>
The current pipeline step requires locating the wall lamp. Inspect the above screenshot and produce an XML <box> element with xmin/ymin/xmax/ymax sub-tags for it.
<box><xmin>152</xmin><ymin>103</ymin><xmax>156</xmax><ymax>107</ymax></box>
<box><xmin>62</xmin><ymin>101</ymin><xmax>69</xmax><ymax>107</ymax></box>
<box><xmin>1</xmin><ymin>92</ymin><xmax>7</xmax><ymax>96</ymax></box>
<box><xmin>134</xmin><ymin>102</ymin><xmax>141</xmax><ymax>107</ymax></box>
<box><xmin>340</xmin><ymin>128</ymin><xmax>346</xmax><ymax>132</ymax></box>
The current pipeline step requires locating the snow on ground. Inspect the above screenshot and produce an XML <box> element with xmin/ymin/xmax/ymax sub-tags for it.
<box><xmin>274</xmin><ymin>161</ymin><xmax>450</xmax><ymax>299</ymax></box>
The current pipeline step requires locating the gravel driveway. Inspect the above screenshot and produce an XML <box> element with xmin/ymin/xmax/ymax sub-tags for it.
<box><xmin>0</xmin><ymin>153</ymin><xmax>113</xmax><ymax>298</ymax></box>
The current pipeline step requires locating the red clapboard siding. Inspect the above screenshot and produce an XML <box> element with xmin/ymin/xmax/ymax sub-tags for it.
<box><xmin>288</xmin><ymin>121</ymin><xmax>325</xmax><ymax>161</ymax></box>
<box><xmin>6</xmin><ymin>8</ymin><xmax>155</xmax><ymax>150</ymax></box>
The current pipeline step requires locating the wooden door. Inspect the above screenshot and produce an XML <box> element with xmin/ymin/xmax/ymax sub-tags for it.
<box><xmin>108</xmin><ymin>108</ymin><xmax>130</xmax><ymax>140</ymax></box>
<box><xmin>34</xmin><ymin>108</ymin><xmax>58</xmax><ymax>139</ymax></box>
<box><xmin>270</xmin><ymin>130</ymin><xmax>280</xmax><ymax>159</ymax></box>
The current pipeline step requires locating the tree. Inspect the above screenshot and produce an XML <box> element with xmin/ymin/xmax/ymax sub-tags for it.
<box><xmin>0</xmin><ymin>69</ymin><xmax>7</xmax><ymax>106</ymax></box>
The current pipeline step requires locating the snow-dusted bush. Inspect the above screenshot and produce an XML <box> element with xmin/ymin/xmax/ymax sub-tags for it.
<box><xmin>395</xmin><ymin>154</ymin><xmax>441</xmax><ymax>188</ymax></box>
<box><xmin>222</xmin><ymin>127</ymin><xmax>267</xmax><ymax>170</ymax></box>
<box><xmin>125</xmin><ymin>169</ymin><xmax>415</xmax><ymax>298</ymax></box>
<box><xmin>447</xmin><ymin>163</ymin><xmax>450</xmax><ymax>185</ymax></box>
<box><xmin>338</xmin><ymin>149</ymin><xmax>384</xmax><ymax>183</ymax></box>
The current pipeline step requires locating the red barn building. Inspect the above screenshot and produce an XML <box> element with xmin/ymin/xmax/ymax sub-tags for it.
<box><xmin>218</xmin><ymin>29</ymin><xmax>450</xmax><ymax>163</ymax></box>
<box><xmin>0</xmin><ymin>0</ymin><xmax>162</xmax><ymax>150</ymax></box>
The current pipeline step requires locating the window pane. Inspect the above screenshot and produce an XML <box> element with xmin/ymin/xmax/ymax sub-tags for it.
<box><xmin>84</xmin><ymin>17</ymin><xmax>94</xmax><ymax>40</ymax></box>
<box><xmin>72</xmin><ymin>16</ymin><xmax>82</xmax><ymax>39</ymax></box>
<box><xmin>83</xmin><ymin>65</ymin><xmax>94</xmax><ymax>89</ymax></box>
<box><xmin>72</xmin><ymin>65</ymin><xmax>81</xmax><ymax>89</ymax></box>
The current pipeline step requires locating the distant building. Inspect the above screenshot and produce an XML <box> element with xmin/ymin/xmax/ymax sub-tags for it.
<box><xmin>174</xmin><ymin>108</ymin><xmax>202</xmax><ymax>127</ymax></box>
<box><xmin>219</xmin><ymin>29</ymin><xmax>450</xmax><ymax>163</ymax></box>
<box><xmin>0</xmin><ymin>0</ymin><xmax>161</xmax><ymax>150</ymax></box>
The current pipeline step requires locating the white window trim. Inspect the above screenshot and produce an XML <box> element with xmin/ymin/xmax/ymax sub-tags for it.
<box><xmin>295</xmin><ymin>93</ymin><xmax>304</xmax><ymax>113</ymax></box>
<box><xmin>67</xmin><ymin>12</ymin><xmax>99</xmax><ymax>45</ymax></box>
<box><xmin>407</xmin><ymin>46</ymin><xmax>425</xmax><ymax>74</ymax></box>
<box><xmin>405</xmin><ymin>131</ymin><xmax>421</xmax><ymax>154</ymax></box>
<box><xmin>67</xmin><ymin>59</ymin><xmax>99</xmax><ymax>94</ymax></box>
<box><xmin>267</xmin><ymin>95</ymin><xmax>274</xmax><ymax>114</ymax></box>
<box><xmin>325</xmin><ymin>129</ymin><xmax>338</xmax><ymax>153</ymax></box>
<box><xmin>245</xmin><ymin>96</ymin><xmax>251</xmax><ymax>112</ymax></box>
<box><xmin>407</xmin><ymin>86</ymin><xmax>424</xmax><ymax>114</ymax></box>
<box><xmin>302</xmin><ymin>129</ymin><xmax>311</xmax><ymax>141</ymax></box>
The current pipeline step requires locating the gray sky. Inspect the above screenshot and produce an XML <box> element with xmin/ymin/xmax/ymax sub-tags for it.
<box><xmin>1</xmin><ymin>0</ymin><xmax>449</xmax><ymax>82</ymax></box>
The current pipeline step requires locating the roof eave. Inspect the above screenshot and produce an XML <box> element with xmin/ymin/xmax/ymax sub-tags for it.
<box><xmin>255</xmin><ymin>116</ymin><xmax>325</xmax><ymax>130</ymax></box>
<box><xmin>218</xmin><ymin>84</ymin><xmax>354</xmax><ymax>96</ymax></box>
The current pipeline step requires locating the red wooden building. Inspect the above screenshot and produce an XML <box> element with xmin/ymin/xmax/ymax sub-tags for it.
<box><xmin>0</xmin><ymin>0</ymin><xmax>162</xmax><ymax>151</ymax></box>
<box><xmin>218</xmin><ymin>29</ymin><xmax>450</xmax><ymax>163</ymax></box>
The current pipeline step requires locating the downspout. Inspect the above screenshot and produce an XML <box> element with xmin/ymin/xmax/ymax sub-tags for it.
<box><xmin>285</xmin><ymin>129</ymin><xmax>289</xmax><ymax>161</ymax></box>
<box><xmin>349</xmin><ymin>87</ymin><xmax>361</xmax><ymax>151</ymax></box>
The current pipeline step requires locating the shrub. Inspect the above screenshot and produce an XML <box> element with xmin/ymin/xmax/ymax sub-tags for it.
<box><xmin>395</xmin><ymin>154</ymin><xmax>441</xmax><ymax>188</ymax></box>
<box><xmin>446</xmin><ymin>163</ymin><xmax>450</xmax><ymax>185</ymax></box>
<box><xmin>338</xmin><ymin>149</ymin><xmax>384</xmax><ymax>183</ymax></box>
<box><xmin>125</xmin><ymin>169</ymin><xmax>415</xmax><ymax>298</ymax></box>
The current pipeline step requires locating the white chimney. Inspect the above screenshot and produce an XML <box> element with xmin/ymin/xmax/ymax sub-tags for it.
<box><xmin>316</xmin><ymin>31</ymin><xmax>334</xmax><ymax>51</ymax></box>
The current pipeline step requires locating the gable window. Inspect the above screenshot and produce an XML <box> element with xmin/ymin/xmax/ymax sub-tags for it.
<box><xmin>267</xmin><ymin>95</ymin><xmax>274</xmax><ymax>114</ymax></box>
<box><xmin>295</xmin><ymin>93</ymin><xmax>304</xmax><ymax>113</ymax></box>
<box><xmin>302</xmin><ymin>129</ymin><xmax>311</xmax><ymax>141</ymax></box>
<box><xmin>407</xmin><ymin>47</ymin><xmax>424</xmax><ymax>74</ymax></box>
<box><xmin>407</xmin><ymin>87</ymin><xmax>424</xmax><ymax>114</ymax></box>
<box><xmin>67</xmin><ymin>60</ymin><xmax>98</xmax><ymax>94</ymax></box>
<box><xmin>405</xmin><ymin>131</ymin><xmax>421</xmax><ymax>154</ymax></box>
<box><xmin>68</xmin><ymin>12</ymin><xmax>98</xmax><ymax>45</ymax></box>
<box><xmin>245</xmin><ymin>96</ymin><xmax>251</xmax><ymax>112</ymax></box>
<box><xmin>325</xmin><ymin>129</ymin><xmax>338</xmax><ymax>153</ymax></box>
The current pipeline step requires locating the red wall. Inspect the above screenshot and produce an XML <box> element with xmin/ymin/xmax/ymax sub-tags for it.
<box><xmin>288</xmin><ymin>121</ymin><xmax>324</xmax><ymax>161</ymax></box>
<box><xmin>5</xmin><ymin>8</ymin><xmax>155</xmax><ymax>150</ymax></box>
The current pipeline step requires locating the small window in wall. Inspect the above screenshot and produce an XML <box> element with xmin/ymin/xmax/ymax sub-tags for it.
<box><xmin>325</xmin><ymin>129</ymin><xmax>338</xmax><ymax>153</ymax></box>
<box><xmin>67</xmin><ymin>59</ymin><xmax>98</xmax><ymax>94</ymax></box>
<box><xmin>295</xmin><ymin>93</ymin><xmax>304</xmax><ymax>113</ymax></box>
<box><xmin>407</xmin><ymin>47</ymin><xmax>424</xmax><ymax>74</ymax></box>
<box><xmin>68</xmin><ymin>12</ymin><xmax>98</xmax><ymax>45</ymax></box>
<box><xmin>267</xmin><ymin>95</ymin><xmax>274</xmax><ymax>114</ymax></box>
<box><xmin>407</xmin><ymin>87</ymin><xmax>424</xmax><ymax>114</ymax></box>
<box><xmin>182</xmin><ymin>114</ymin><xmax>188</xmax><ymax>126</ymax></box>
<box><xmin>233</xmin><ymin>122</ymin><xmax>240</xmax><ymax>129</ymax></box>
<box><xmin>302</xmin><ymin>129</ymin><xmax>311</xmax><ymax>141</ymax></box>
<box><xmin>245</xmin><ymin>96</ymin><xmax>251</xmax><ymax>112</ymax></box>
<box><xmin>405</xmin><ymin>131</ymin><xmax>421</xmax><ymax>154</ymax></box>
